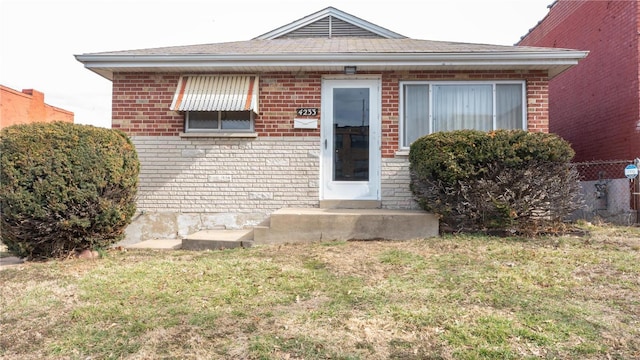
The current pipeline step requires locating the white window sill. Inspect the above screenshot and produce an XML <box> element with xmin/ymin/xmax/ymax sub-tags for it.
<box><xmin>179</xmin><ymin>132</ymin><xmax>258</xmax><ymax>138</ymax></box>
<box><xmin>395</xmin><ymin>150</ymin><xmax>410</xmax><ymax>157</ymax></box>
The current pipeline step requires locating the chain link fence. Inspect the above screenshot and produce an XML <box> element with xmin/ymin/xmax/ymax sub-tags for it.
<box><xmin>572</xmin><ymin>160</ymin><xmax>639</xmax><ymax>225</ymax></box>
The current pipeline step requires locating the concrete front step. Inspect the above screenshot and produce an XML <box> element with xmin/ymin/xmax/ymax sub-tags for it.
<box><xmin>127</xmin><ymin>208</ymin><xmax>439</xmax><ymax>250</ymax></box>
<box><xmin>253</xmin><ymin>208</ymin><xmax>439</xmax><ymax>244</ymax></box>
<box><xmin>181</xmin><ymin>229</ymin><xmax>254</xmax><ymax>250</ymax></box>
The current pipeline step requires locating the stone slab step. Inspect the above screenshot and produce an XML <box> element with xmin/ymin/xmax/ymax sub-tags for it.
<box><xmin>126</xmin><ymin>239</ymin><xmax>182</xmax><ymax>250</ymax></box>
<box><xmin>182</xmin><ymin>229</ymin><xmax>254</xmax><ymax>250</ymax></box>
<box><xmin>0</xmin><ymin>256</ymin><xmax>24</xmax><ymax>268</ymax></box>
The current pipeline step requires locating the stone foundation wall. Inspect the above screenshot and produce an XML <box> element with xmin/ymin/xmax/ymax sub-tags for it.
<box><xmin>125</xmin><ymin>136</ymin><xmax>419</xmax><ymax>243</ymax></box>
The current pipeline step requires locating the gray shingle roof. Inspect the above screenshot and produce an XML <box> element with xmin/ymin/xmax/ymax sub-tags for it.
<box><xmin>90</xmin><ymin>38</ymin><xmax>576</xmax><ymax>57</ymax></box>
<box><xmin>75</xmin><ymin>6</ymin><xmax>588</xmax><ymax>80</ymax></box>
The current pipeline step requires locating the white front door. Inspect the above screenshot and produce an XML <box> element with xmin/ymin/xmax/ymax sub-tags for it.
<box><xmin>321</xmin><ymin>78</ymin><xmax>381</xmax><ymax>200</ymax></box>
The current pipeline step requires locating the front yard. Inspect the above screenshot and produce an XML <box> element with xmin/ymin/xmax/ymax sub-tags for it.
<box><xmin>1</xmin><ymin>224</ymin><xmax>639</xmax><ymax>359</ymax></box>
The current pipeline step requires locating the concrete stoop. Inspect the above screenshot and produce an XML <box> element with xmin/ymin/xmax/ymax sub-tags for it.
<box><xmin>252</xmin><ymin>208</ymin><xmax>439</xmax><ymax>244</ymax></box>
<box><xmin>126</xmin><ymin>208</ymin><xmax>439</xmax><ymax>250</ymax></box>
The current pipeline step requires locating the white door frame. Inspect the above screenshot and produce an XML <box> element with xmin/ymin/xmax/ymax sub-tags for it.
<box><xmin>320</xmin><ymin>77</ymin><xmax>381</xmax><ymax>200</ymax></box>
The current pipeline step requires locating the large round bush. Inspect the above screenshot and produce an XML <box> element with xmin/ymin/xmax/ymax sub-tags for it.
<box><xmin>410</xmin><ymin>129</ymin><xmax>582</xmax><ymax>235</ymax></box>
<box><xmin>1</xmin><ymin>122</ymin><xmax>139</xmax><ymax>259</ymax></box>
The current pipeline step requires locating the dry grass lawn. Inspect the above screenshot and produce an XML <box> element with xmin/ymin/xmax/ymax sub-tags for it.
<box><xmin>1</xmin><ymin>224</ymin><xmax>639</xmax><ymax>359</ymax></box>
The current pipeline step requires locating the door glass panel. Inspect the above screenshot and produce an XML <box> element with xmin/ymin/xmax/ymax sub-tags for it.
<box><xmin>333</xmin><ymin>88</ymin><xmax>369</xmax><ymax>181</ymax></box>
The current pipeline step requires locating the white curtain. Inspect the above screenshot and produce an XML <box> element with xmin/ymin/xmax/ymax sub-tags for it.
<box><xmin>403</xmin><ymin>84</ymin><xmax>429</xmax><ymax>146</ymax></box>
<box><xmin>433</xmin><ymin>84</ymin><xmax>493</xmax><ymax>132</ymax></box>
<box><xmin>496</xmin><ymin>84</ymin><xmax>523</xmax><ymax>129</ymax></box>
<box><xmin>402</xmin><ymin>83</ymin><xmax>524</xmax><ymax>146</ymax></box>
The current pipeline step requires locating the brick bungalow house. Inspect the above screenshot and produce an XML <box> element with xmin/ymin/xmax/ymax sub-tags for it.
<box><xmin>518</xmin><ymin>0</ymin><xmax>639</xmax><ymax>224</ymax></box>
<box><xmin>518</xmin><ymin>0</ymin><xmax>639</xmax><ymax>162</ymax></box>
<box><xmin>76</xmin><ymin>7</ymin><xmax>587</xmax><ymax>244</ymax></box>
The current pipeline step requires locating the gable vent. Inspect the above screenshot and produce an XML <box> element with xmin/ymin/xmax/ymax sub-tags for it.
<box><xmin>278</xmin><ymin>16</ymin><xmax>385</xmax><ymax>39</ymax></box>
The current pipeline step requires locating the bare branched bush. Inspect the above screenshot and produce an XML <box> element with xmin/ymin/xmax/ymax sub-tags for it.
<box><xmin>410</xmin><ymin>130</ymin><xmax>582</xmax><ymax>235</ymax></box>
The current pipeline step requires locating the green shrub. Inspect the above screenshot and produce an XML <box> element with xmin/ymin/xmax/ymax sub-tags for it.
<box><xmin>0</xmin><ymin>122</ymin><xmax>139</xmax><ymax>259</ymax></box>
<box><xmin>409</xmin><ymin>130</ymin><xmax>582</xmax><ymax>235</ymax></box>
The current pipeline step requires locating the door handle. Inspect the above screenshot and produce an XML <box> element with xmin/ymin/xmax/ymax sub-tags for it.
<box><xmin>324</xmin><ymin>139</ymin><xmax>327</xmax><ymax>149</ymax></box>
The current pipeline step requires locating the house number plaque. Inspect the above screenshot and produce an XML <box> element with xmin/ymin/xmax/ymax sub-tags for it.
<box><xmin>296</xmin><ymin>108</ymin><xmax>318</xmax><ymax>116</ymax></box>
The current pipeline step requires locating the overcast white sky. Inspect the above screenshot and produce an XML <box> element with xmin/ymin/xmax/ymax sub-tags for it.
<box><xmin>0</xmin><ymin>0</ymin><xmax>554</xmax><ymax>128</ymax></box>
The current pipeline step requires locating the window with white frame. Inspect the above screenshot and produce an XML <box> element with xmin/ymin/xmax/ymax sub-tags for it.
<box><xmin>400</xmin><ymin>81</ymin><xmax>526</xmax><ymax>148</ymax></box>
<box><xmin>185</xmin><ymin>111</ymin><xmax>254</xmax><ymax>132</ymax></box>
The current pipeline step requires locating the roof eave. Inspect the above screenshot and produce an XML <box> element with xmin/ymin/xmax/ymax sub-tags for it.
<box><xmin>75</xmin><ymin>51</ymin><xmax>588</xmax><ymax>80</ymax></box>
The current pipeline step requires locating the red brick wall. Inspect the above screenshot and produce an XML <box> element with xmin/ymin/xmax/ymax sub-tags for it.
<box><xmin>0</xmin><ymin>86</ymin><xmax>74</xmax><ymax>128</ymax></box>
<box><xmin>112</xmin><ymin>70</ymin><xmax>549</xmax><ymax>158</ymax></box>
<box><xmin>258</xmin><ymin>72</ymin><xmax>323</xmax><ymax>137</ymax></box>
<box><xmin>112</xmin><ymin>74</ymin><xmax>182</xmax><ymax>136</ymax></box>
<box><xmin>519</xmin><ymin>0</ymin><xmax>640</xmax><ymax>162</ymax></box>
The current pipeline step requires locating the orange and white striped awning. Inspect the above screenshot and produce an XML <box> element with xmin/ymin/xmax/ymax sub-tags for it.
<box><xmin>170</xmin><ymin>75</ymin><xmax>259</xmax><ymax>113</ymax></box>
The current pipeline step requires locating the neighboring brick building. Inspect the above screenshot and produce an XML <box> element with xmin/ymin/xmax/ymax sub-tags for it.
<box><xmin>76</xmin><ymin>7</ymin><xmax>586</xmax><ymax>242</ymax></box>
<box><xmin>518</xmin><ymin>0</ymin><xmax>640</xmax><ymax>162</ymax></box>
<box><xmin>0</xmin><ymin>85</ymin><xmax>74</xmax><ymax>128</ymax></box>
